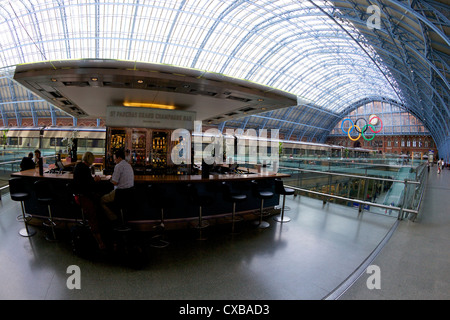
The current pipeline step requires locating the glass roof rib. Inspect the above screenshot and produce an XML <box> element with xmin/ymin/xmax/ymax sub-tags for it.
<box><xmin>0</xmin><ymin>77</ymin><xmax>69</xmax><ymax>127</ymax></box>
<box><xmin>4</xmin><ymin>0</ymin><xmax>445</xmax><ymax>150</ymax></box>
<box><xmin>0</xmin><ymin>0</ymin><xmax>399</xmax><ymax>115</ymax></box>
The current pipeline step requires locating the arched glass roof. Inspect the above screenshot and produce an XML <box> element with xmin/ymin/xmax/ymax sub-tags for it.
<box><xmin>0</xmin><ymin>0</ymin><xmax>448</xmax><ymax>157</ymax></box>
<box><xmin>0</xmin><ymin>0</ymin><xmax>398</xmax><ymax>113</ymax></box>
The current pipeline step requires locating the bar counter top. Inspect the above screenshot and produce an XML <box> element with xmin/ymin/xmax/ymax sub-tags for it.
<box><xmin>11</xmin><ymin>168</ymin><xmax>289</xmax><ymax>231</ymax></box>
<box><xmin>12</xmin><ymin>169</ymin><xmax>288</xmax><ymax>183</ymax></box>
<box><xmin>11</xmin><ymin>169</ymin><xmax>111</xmax><ymax>181</ymax></box>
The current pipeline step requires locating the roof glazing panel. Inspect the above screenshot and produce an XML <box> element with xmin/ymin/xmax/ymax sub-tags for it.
<box><xmin>0</xmin><ymin>0</ymin><xmax>400</xmax><ymax>113</ymax></box>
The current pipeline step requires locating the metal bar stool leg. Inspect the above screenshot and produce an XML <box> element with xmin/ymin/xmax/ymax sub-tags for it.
<box><xmin>80</xmin><ymin>207</ymin><xmax>87</xmax><ymax>226</ymax></box>
<box><xmin>251</xmin><ymin>180</ymin><xmax>272</xmax><ymax>229</ymax></box>
<box><xmin>196</xmin><ymin>205</ymin><xmax>209</xmax><ymax>240</ymax></box>
<box><xmin>115</xmin><ymin>208</ymin><xmax>131</xmax><ymax>232</ymax></box>
<box><xmin>19</xmin><ymin>201</ymin><xmax>36</xmax><ymax>237</ymax></box>
<box><xmin>16</xmin><ymin>212</ymin><xmax>32</xmax><ymax>222</ymax></box>
<box><xmin>188</xmin><ymin>184</ymin><xmax>211</xmax><ymax>240</ymax></box>
<box><xmin>274</xmin><ymin>194</ymin><xmax>291</xmax><ymax>223</ymax></box>
<box><xmin>151</xmin><ymin>208</ymin><xmax>169</xmax><ymax>248</ymax></box>
<box><xmin>231</xmin><ymin>202</ymin><xmax>237</xmax><ymax>234</ymax></box>
<box><xmin>44</xmin><ymin>204</ymin><xmax>57</xmax><ymax>241</ymax></box>
<box><xmin>229</xmin><ymin>201</ymin><xmax>245</xmax><ymax>234</ymax></box>
<box><xmin>221</xmin><ymin>182</ymin><xmax>246</xmax><ymax>235</ymax></box>
<box><xmin>253</xmin><ymin>199</ymin><xmax>270</xmax><ymax>228</ymax></box>
<box><xmin>75</xmin><ymin>194</ymin><xmax>87</xmax><ymax>226</ymax></box>
<box><xmin>274</xmin><ymin>179</ymin><xmax>294</xmax><ymax>223</ymax></box>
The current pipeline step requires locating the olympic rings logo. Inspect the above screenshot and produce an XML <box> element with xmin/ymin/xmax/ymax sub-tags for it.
<box><xmin>341</xmin><ymin>116</ymin><xmax>383</xmax><ymax>141</ymax></box>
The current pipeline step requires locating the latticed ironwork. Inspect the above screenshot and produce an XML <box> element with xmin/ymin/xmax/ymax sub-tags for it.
<box><xmin>0</xmin><ymin>0</ymin><xmax>448</xmax><ymax>156</ymax></box>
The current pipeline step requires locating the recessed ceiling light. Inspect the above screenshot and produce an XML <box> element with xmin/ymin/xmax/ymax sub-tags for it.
<box><xmin>123</xmin><ymin>102</ymin><xmax>175</xmax><ymax>110</ymax></box>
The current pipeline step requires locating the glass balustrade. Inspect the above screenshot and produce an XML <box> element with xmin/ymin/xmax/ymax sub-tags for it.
<box><xmin>276</xmin><ymin>156</ymin><xmax>427</xmax><ymax>221</ymax></box>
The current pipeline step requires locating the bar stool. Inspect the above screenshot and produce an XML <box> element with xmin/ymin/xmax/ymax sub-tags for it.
<box><xmin>273</xmin><ymin>178</ymin><xmax>295</xmax><ymax>223</ymax></box>
<box><xmin>187</xmin><ymin>183</ymin><xmax>213</xmax><ymax>240</ymax></box>
<box><xmin>9</xmin><ymin>178</ymin><xmax>36</xmax><ymax>237</ymax></box>
<box><xmin>13</xmin><ymin>181</ymin><xmax>32</xmax><ymax>222</ymax></box>
<box><xmin>251</xmin><ymin>180</ymin><xmax>273</xmax><ymax>229</ymax></box>
<box><xmin>221</xmin><ymin>182</ymin><xmax>246</xmax><ymax>234</ymax></box>
<box><xmin>65</xmin><ymin>182</ymin><xmax>87</xmax><ymax>225</ymax></box>
<box><xmin>114</xmin><ymin>187</ymin><xmax>135</xmax><ymax>232</ymax></box>
<box><xmin>34</xmin><ymin>180</ymin><xmax>57</xmax><ymax>241</ymax></box>
<box><xmin>15</xmin><ymin>180</ymin><xmax>32</xmax><ymax>223</ymax></box>
<box><xmin>148</xmin><ymin>184</ymin><xmax>169</xmax><ymax>248</ymax></box>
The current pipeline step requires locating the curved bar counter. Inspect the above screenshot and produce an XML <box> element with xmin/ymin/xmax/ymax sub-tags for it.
<box><xmin>11</xmin><ymin>169</ymin><xmax>289</xmax><ymax>231</ymax></box>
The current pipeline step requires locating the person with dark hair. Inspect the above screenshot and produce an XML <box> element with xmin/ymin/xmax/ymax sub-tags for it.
<box><xmin>73</xmin><ymin>151</ymin><xmax>106</xmax><ymax>250</ymax></box>
<box><xmin>20</xmin><ymin>152</ymin><xmax>35</xmax><ymax>171</ymax></box>
<box><xmin>100</xmin><ymin>149</ymin><xmax>134</xmax><ymax>222</ymax></box>
<box><xmin>33</xmin><ymin>149</ymin><xmax>44</xmax><ymax>168</ymax></box>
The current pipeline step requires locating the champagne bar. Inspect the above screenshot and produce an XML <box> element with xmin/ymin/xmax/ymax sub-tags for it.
<box><xmin>104</xmin><ymin>106</ymin><xmax>196</xmax><ymax>175</ymax></box>
<box><xmin>11</xmin><ymin>106</ymin><xmax>289</xmax><ymax>231</ymax></box>
<box><xmin>106</xmin><ymin>127</ymin><xmax>179</xmax><ymax>175</ymax></box>
<box><xmin>12</xmin><ymin>168</ymin><xmax>288</xmax><ymax>231</ymax></box>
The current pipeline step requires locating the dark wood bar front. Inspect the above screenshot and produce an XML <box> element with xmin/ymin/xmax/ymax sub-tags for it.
<box><xmin>11</xmin><ymin>169</ymin><xmax>289</xmax><ymax>231</ymax></box>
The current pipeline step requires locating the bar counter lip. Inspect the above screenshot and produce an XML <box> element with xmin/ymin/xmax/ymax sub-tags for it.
<box><xmin>11</xmin><ymin>168</ymin><xmax>289</xmax><ymax>183</ymax></box>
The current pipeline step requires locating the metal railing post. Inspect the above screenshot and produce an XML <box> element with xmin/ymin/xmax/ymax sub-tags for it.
<box><xmin>398</xmin><ymin>179</ymin><xmax>408</xmax><ymax>220</ymax></box>
<box><xmin>359</xmin><ymin>178</ymin><xmax>369</xmax><ymax>214</ymax></box>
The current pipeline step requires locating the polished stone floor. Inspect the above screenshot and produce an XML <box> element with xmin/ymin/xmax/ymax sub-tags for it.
<box><xmin>0</xmin><ymin>188</ymin><xmax>394</xmax><ymax>300</ymax></box>
<box><xmin>340</xmin><ymin>167</ymin><xmax>450</xmax><ymax>300</ymax></box>
<box><xmin>0</xmin><ymin>169</ymin><xmax>447</xmax><ymax>300</ymax></box>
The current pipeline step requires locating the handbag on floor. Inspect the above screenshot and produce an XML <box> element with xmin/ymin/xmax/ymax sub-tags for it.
<box><xmin>70</xmin><ymin>224</ymin><xmax>98</xmax><ymax>259</ymax></box>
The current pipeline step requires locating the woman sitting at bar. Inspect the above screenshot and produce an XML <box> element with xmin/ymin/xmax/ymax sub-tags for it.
<box><xmin>73</xmin><ymin>151</ymin><xmax>106</xmax><ymax>250</ymax></box>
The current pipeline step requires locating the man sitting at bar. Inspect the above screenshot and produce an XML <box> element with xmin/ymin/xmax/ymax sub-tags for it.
<box><xmin>100</xmin><ymin>149</ymin><xmax>134</xmax><ymax>224</ymax></box>
<box><xmin>20</xmin><ymin>152</ymin><xmax>35</xmax><ymax>171</ymax></box>
<box><xmin>34</xmin><ymin>149</ymin><xmax>44</xmax><ymax>168</ymax></box>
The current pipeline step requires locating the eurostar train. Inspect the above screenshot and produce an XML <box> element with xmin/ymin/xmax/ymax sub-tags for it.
<box><xmin>1</xmin><ymin>126</ymin><xmax>373</xmax><ymax>163</ymax></box>
<box><xmin>195</xmin><ymin>131</ymin><xmax>374</xmax><ymax>162</ymax></box>
<box><xmin>1</xmin><ymin>126</ymin><xmax>106</xmax><ymax>156</ymax></box>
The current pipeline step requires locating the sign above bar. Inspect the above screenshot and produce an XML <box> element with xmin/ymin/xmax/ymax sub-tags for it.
<box><xmin>106</xmin><ymin>106</ymin><xmax>196</xmax><ymax>130</ymax></box>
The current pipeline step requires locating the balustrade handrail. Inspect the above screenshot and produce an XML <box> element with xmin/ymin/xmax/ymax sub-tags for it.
<box><xmin>281</xmin><ymin>157</ymin><xmax>420</xmax><ymax>169</ymax></box>
<box><xmin>281</xmin><ymin>161</ymin><xmax>428</xmax><ymax>220</ymax></box>
<box><xmin>0</xmin><ymin>154</ymin><xmax>55</xmax><ymax>166</ymax></box>
<box><xmin>284</xmin><ymin>184</ymin><xmax>419</xmax><ymax>221</ymax></box>
<box><xmin>278</xmin><ymin>165</ymin><xmax>420</xmax><ymax>185</ymax></box>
